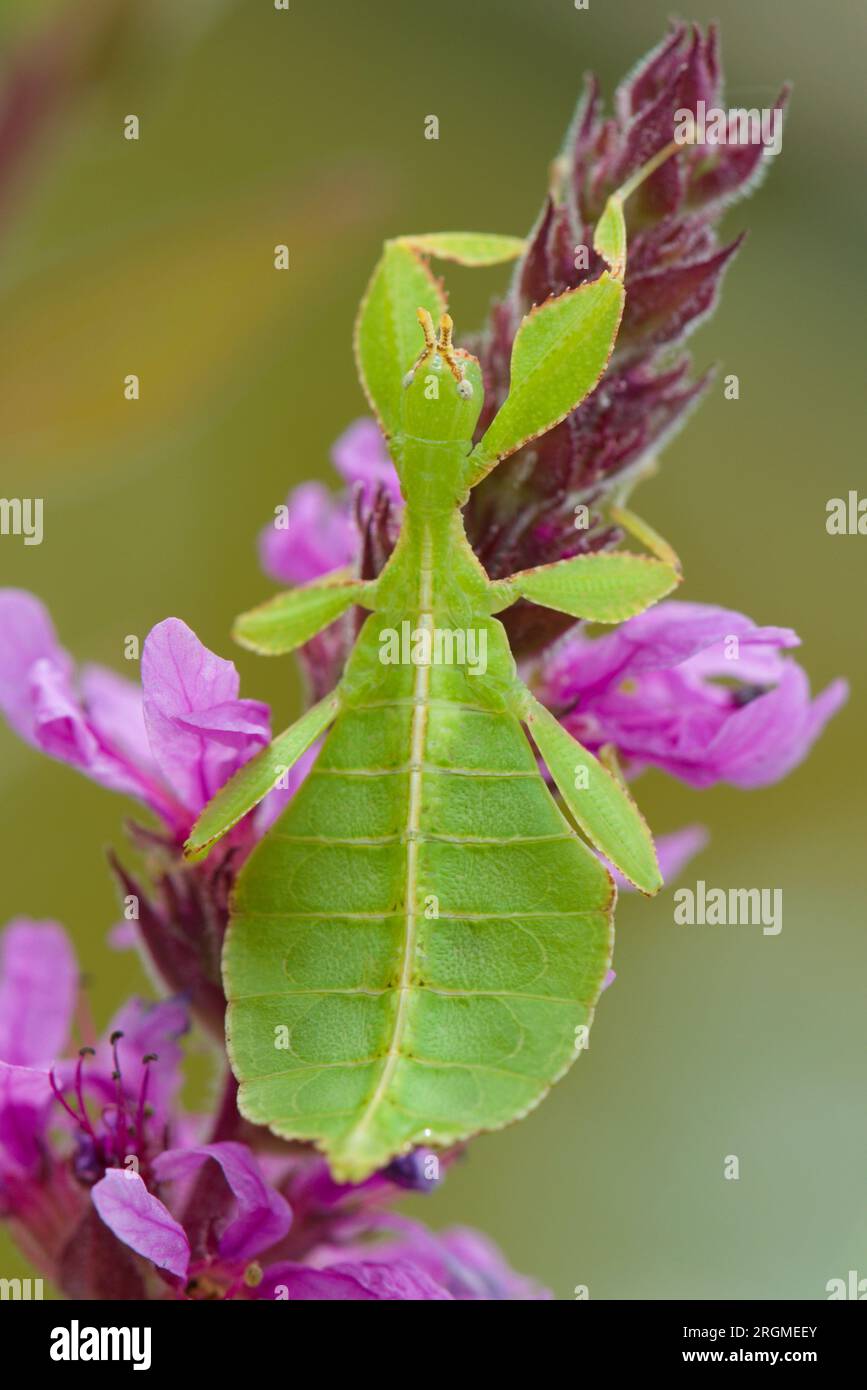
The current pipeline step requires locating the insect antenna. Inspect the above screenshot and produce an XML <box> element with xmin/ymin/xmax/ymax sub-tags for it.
<box><xmin>401</xmin><ymin>308</ymin><xmax>437</xmax><ymax>387</ymax></box>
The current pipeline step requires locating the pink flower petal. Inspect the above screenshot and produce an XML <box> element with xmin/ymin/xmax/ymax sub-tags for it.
<box><xmin>0</xmin><ymin>590</ymin><xmax>73</xmax><ymax>741</ymax></box>
<box><xmin>0</xmin><ymin>1060</ymin><xmax>53</xmax><ymax>1177</ymax></box>
<box><xmin>141</xmin><ymin>619</ymin><xmax>270</xmax><ymax>817</ymax></box>
<box><xmin>257</xmin><ymin>1259</ymin><xmax>452</xmax><ymax>1301</ymax></box>
<box><xmin>153</xmin><ymin>1141</ymin><xmax>292</xmax><ymax>1263</ymax></box>
<box><xmin>259</xmin><ymin>482</ymin><xmax>356</xmax><ymax>586</ymax></box>
<box><xmin>94</xmin><ymin>998</ymin><xmax>188</xmax><ymax>1119</ymax></box>
<box><xmin>537</xmin><ymin>603</ymin><xmax>845</xmax><ymax>792</ymax></box>
<box><xmin>0</xmin><ymin>591</ymin><xmax>178</xmax><ymax>821</ymax></box>
<box><xmin>331</xmin><ymin>418</ymin><xmax>402</xmax><ymax>506</ymax></box>
<box><xmin>0</xmin><ymin>919</ymin><xmax>77</xmax><ymax>1067</ymax></box>
<box><xmin>80</xmin><ymin>664</ymin><xmax>153</xmax><ymax>772</ymax></box>
<box><xmin>91</xmin><ymin>1169</ymin><xmax>190</xmax><ymax>1279</ymax></box>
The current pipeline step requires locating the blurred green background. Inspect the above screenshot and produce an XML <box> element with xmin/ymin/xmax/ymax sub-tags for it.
<box><xmin>0</xmin><ymin>0</ymin><xmax>863</xmax><ymax>1299</ymax></box>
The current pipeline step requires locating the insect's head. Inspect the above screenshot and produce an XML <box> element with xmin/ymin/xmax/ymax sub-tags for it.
<box><xmin>395</xmin><ymin>308</ymin><xmax>484</xmax><ymax>510</ymax></box>
<box><xmin>402</xmin><ymin>308</ymin><xmax>476</xmax><ymax>398</ymax></box>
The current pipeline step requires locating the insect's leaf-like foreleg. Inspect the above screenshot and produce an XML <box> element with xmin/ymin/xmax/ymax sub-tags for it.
<box><xmin>392</xmin><ymin>232</ymin><xmax>526</xmax><ymax>266</ymax></box>
<box><xmin>513</xmin><ymin>684</ymin><xmax>662</xmax><ymax>895</ymax></box>
<box><xmin>354</xmin><ymin>243</ymin><xmax>446</xmax><ymax>437</ymax></box>
<box><xmin>233</xmin><ymin>574</ymin><xmax>374</xmax><ymax>656</ymax></box>
<box><xmin>592</xmin><ymin>194</ymin><xmax>627</xmax><ymax>279</ymax></box>
<box><xmin>593</xmin><ymin>139</ymin><xmax>679</xmax><ymax>277</ymax></box>
<box><xmin>491</xmin><ymin>551</ymin><xmax>680</xmax><ymax>623</ymax></box>
<box><xmin>598</xmin><ymin>742</ymin><xmax>628</xmax><ymax>787</ymax></box>
<box><xmin>466</xmin><ymin>140</ymin><xmax>680</xmax><ymax>487</ymax></box>
<box><xmin>608</xmin><ymin>503</ymin><xmax>681</xmax><ymax>569</ymax></box>
<box><xmin>466</xmin><ymin>274</ymin><xmax>625</xmax><ymax>485</ymax></box>
<box><xmin>184</xmin><ymin>688</ymin><xmax>341</xmax><ymax>861</ymax></box>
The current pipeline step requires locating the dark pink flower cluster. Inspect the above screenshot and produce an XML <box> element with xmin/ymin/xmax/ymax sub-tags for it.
<box><xmin>0</xmin><ymin>920</ymin><xmax>543</xmax><ymax>1299</ymax></box>
<box><xmin>466</xmin><ymin>21</ymin><xmax>790</xmax><ymax>658</ymax></box>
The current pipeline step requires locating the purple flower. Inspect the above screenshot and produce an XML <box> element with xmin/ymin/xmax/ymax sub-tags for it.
<box><xmin>0</xmin><ymin>918</ymin><xmax>544</xmax><ymax>1300</ymax></box>
<box><xmin>152</xmin><ymin>1143</ymin><xmax>292</xmax><ymax>1264</ymax></box>
<box><xmin>533</xmin><ymin>602</ymin><xmax>847</xmax><ymax>790</ymax></box>
<box><xmin>140</xmin><ymin>617</ymin><xmax>270</xmax><ymax>819</ymax></box>
<box><xmin>331</xmin><ymin>417</ymin><xmax>403</xmax><ymax>509</ymax></box>
<box><xmin>91</xmin><ymin>1140</ymin><xmax>294</xmax><ymax>1289</ymax></box>
<box><xmin>259</xmin><ymin>481</ymin><xmax>357</xmax><ymax>587</ymax></box>
<box><xmin>0</xmin><ymin>592</ymin><xmax>270</xmax><ymax>839</ymax></box>
<box><xmin>0</xmin><ymin>918</ymin><xmax>77</xmax><ymax>1068</ymax></box>
<box><xmin>295</xmin><ymin>1214</ymin><xmax>550</xmax><ymax>1301</ymax></box>
<box><xmin>0</xmin><ymin>919</ymin><xmax>290</xmax><ymax>1298</ymax></box>
<box><xmin>0</xmin><ymin>590</ymin><xmax>179</xmax><ymax>824</ymax></box>
<box><xmin>416</xmin><ymin>1224</ymin><xmax>550</xmax><ymax>1300</ymax></box>
<box><xmin>0</xmin><ymin>918</ymin><xmax>189</xmax><ymax>1290</ymax></box>
<box><xmin>260</xmin><ymin>419</ymin><xmax>400</xmax><ymax>587</ymax></box>
<box><xmin>0</xmin><ymin>921</ymin><xmax>187</xmax><ymax>1182</ymax></box>
<box><xmin>256</xmin><ymin>1258</ymin><xmax>454</xmax><ymax>1301</ymax></box>
<box><xmin>257</xmin><ymin>420</ymin><xmax>404</xmax><ymax>696</ymax></box>
<box><xmin>90</xmin><ymin>1171</ymin><xmax>191</xmax><ymax>1280</ymax></box>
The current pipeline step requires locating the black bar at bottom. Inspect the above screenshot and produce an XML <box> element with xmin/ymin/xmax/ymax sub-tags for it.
<box><xmin>0</xmin><ymin>1297</ymin><xmax>862</xmax><ymax>1373</ymax></box>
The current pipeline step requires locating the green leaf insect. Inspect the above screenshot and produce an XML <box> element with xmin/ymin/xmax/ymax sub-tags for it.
<box><xmin>186</xmin><ymin>153</ymin><xmax>682</xmax><ymax>1182</ymax></box>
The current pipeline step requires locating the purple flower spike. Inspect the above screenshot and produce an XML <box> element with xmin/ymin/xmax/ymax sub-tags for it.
<box><xmin>461</xmin><ymin>24</ymin><xmax>789</xmax><ymax>653</ymax></box>
<box><xmin>0</xmin><ymin>26</ymin><xmax>849</xmax><ymax>1306</ymax></box>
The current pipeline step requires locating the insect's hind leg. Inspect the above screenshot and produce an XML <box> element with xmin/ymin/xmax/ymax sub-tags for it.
<box><xmin>185</xmin><ymin>687</ymin><xmax>342</xmax><ymax>860</ymax></box>
<box><xmin>508</xmin><ymin>678</ymin><xmax>662</xmax><ymax>895</ymax></box>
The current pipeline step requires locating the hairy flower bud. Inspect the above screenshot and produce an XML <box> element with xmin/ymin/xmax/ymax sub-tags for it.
<box><xmin>465</xmin><ymin>21</ymin><xmax>788</xmax><ymax>656</ymax></box>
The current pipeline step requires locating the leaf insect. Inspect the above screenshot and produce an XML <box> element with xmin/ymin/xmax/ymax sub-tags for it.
<box><xmin>186</xmin><ymin>146</ymin><xmax>683</xmax><ymax>1181</ymax></box>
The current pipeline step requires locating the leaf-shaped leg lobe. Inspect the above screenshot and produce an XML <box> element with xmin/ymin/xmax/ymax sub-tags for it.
<box><xmin>185</xmin><ymin>689</ymin><xmax>341</xmax><ymax>860</ymax></box>
<box><xmin>514</xmin><ymin>685</ymin><xmax>662</xmax><ymax>895</ymax></box>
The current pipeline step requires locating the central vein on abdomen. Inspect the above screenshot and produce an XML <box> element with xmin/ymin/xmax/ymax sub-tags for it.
<box><xmin>350</xmin><ymin>527</ymin><xmax>434</xmax><ymax>1138</ymax></box>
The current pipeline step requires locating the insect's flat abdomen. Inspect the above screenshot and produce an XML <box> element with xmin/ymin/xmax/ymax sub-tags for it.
<box><xmin>225</xmin><ymin>682</ymin><xmax>613</xmax><ymax>1180</ymax></box>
